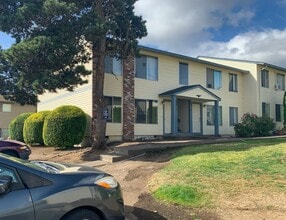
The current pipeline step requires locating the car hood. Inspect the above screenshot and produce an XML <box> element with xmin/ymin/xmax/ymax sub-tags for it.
<box><xmin>31</xmin><ymin>160</ymin><xmax>104</xmax><ymax>174</ymax></box>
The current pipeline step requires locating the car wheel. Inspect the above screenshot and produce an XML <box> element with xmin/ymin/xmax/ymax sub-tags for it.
<box><xmin>62</xmin><ymin>209</ymin><xmax>101</xmax><ymax>220</ymax></box>
<box><xmin>2</xmin><ymin>151</ymin><xmax>19</xmax><ymax>158</ymax></box>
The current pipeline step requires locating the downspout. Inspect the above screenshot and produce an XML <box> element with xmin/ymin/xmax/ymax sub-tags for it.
<box><xmin>171</xmin><ymin>95</ymin><xmax>178</xmax><ymax>134</ymax></box>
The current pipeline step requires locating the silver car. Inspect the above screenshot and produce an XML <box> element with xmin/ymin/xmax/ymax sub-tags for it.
<box><xmin>0</xmin><ymin>153</ymin><xmax>124</xmax><ymax>220</ymax></box>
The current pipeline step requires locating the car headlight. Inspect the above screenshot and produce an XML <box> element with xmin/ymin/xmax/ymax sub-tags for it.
<box><xmin>95</xmin><ymin>176</ymin><xmax>118</xmax><ymax>189</ymax></box>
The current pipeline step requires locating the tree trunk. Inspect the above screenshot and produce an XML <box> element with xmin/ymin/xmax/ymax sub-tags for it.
<box><xmin>91</xmin><ymin>38</ymin><xmax>106</xmax><ymax>149</ymax></box>
<box><xmin>91</xmin><ymin>1</ymin><xmax>107</xmax><ymax>150</ymax></box>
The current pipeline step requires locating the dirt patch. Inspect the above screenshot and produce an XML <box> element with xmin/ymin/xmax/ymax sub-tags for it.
<box><xmin>29</xmin><ymin>146</ymin><xmax>286</xmax><ymax>220</ymax></box>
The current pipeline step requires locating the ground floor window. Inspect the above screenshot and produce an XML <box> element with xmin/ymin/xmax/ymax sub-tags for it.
<box><xmin>229</xmin><ymin>107</ymin><xmax>238</xmax><ymax>126</ymax></box>
<box><xmin>105</xmin><ymin>96</ymin><xmax>121</xmax><ymax>123</ymax></box>
<box><xmin>135</xmin><ymin>99</ymin><xmax>158</xmax><ymax>124</ymax></box>
<box><xmin>275</xmin><ymin>104</ymin><xmax>283</xmax><ymax>122</ymax></box>
<box><xmin>262</xmin><ymin>102</ymin><xmax>270</xmax><ymax>117</ymax></box>
<box><xmin>0</xmin><ymin>128</ymin><xmax>9</xmax><ymax>139</ymax></box>
<box><xmin>206</xmin><ymin>105</ymin><xmax>222</xmax><ymax>125</ymax></box>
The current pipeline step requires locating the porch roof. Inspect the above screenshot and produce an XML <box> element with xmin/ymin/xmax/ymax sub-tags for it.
<box><xmin>159</xmin><ymin>84</ymin><xmax>221</xmax><ymax>101</ymax></box>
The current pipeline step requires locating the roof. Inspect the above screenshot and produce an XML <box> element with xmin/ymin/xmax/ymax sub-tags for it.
<box><xmin>138</xmin><ymin>45</ymin><xmax>249</xmax><ymax>74</ymax></box>
<box><xmin>198</xmin><ymin>56</ymin><xmax>286</xmax><ymax>72</ymax></box>
<box><xmin>159</xmin><ymin>84</ymin><xmax>221</xmax><ymax>101</ymax></box>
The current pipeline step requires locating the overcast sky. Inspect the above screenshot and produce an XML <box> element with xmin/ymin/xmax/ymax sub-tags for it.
<box><xmin>1</xmin><ymin>0</ymin><xmax>286</xmax><ymax>67</ymax></box>
<box><xmin>135</xmin><ymin>0</ymin><xmax>286</xmax><ymax>67</ymax></box>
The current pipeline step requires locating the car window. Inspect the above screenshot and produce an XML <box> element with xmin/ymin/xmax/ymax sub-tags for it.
<box><xmin>0</xmin><ymin>164</ymin><xmax>24</xmax><ymax>191</ymax></box>
<box><xmin>0</xmin><ymin>165</ymin><xmax>18</xmax><ymax>183</ymax></box>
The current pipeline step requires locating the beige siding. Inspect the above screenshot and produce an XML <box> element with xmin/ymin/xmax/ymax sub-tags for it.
<box><xmin>0</xmin><ymin>97</ymin><xmax>36</xmax><ymax>138</ymax></box>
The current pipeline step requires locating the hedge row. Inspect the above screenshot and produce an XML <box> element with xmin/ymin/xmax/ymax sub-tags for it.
<box><xmin>9</xmin><ymin>105</ymin><xmax>87</xmax><ymax>149</ymax></box>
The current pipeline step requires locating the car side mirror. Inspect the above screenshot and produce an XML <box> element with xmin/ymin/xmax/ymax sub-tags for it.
<box><xmin>0</xmin><ymin>175</ymin><xmax>12</xmax><ymax>195</ymax></box>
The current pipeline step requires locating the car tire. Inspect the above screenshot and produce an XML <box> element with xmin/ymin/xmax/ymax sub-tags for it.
<box><xmin>62</xmin><ymin>209</ymin><xmax>101</xmax><ymax>220</ymax></box>
<box><xmin>2</xmin><ymin>151</ymin><xmax>19</xmax><ymax>158</ymax></box>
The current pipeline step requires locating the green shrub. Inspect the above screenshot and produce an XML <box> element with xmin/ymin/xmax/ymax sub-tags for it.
<box><xmin>23</xmin><ymin>111</ymin><xmax>51</xmax><ymax>145</ymax></box>
<box><xmin>43</xmin><ymin>105</ymin><xmax>87</xmax><ymax>149</ymax></box>
<box><xmin>234</xmin><ymin>113</ymin><xmax>275</xmax><ymax>137</ymax></box>
<box><xmin>9</xmin><ymin>112</ymin><xmax>34</xmax><ymax>142</ymax></box>
<box><xmin>253</xmin><ymin>116</ymin><xmax>276</xmax><ymax>136</ymax></box>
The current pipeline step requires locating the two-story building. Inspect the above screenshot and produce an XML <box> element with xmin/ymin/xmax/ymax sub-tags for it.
<box><xmin>0</xmin><ymin>96</ymin><xmax>36</xmax><ymax>139</ymax></box>
<box><xmin>198</xmin><ymin>56</ymin><xmax>286</xmax><ymax>130</ymax></box>
<box><xmin>38</xmin><ymin>46</ymin><xmax>286</xmax><ymax>142</ymax></box>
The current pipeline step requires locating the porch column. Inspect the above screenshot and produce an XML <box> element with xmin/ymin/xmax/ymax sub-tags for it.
<box><xmin>214</xmin><ymin>100</ymin><xmax>219</xmax><ymax>136</ymax></box>
<box><xmin>171</xmin><ymin>95</ymin><xmax>178</xmax><ymax>134</ymax></box>
<box><xmin>189</xmin><ymin>100</ymin><xmax>193</xmax><ymax>133</ymax></box>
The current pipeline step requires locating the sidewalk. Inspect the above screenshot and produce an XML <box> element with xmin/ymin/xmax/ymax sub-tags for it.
<box><xmin>96</xmin><ymin>135</ymin><xmax>286</xmax><ymax>163</ymax></box>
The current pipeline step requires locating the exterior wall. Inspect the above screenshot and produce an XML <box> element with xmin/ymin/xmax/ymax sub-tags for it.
<box><xmin>134</xmin><ymin>50</ymin><xmax>245</xmax><ymax>136</ymax></box>
<box><xmin>199</xmin><ymin>57</ymin><xmax>286</xmax><ymax>130</ymax></box>
<box><xmin>0</xmin><ymin>96</ymin><xmax>36</xmax><ymax>139</ymax></box>
<box><xmin>198</xmin><ymin>57</ymin><xmax>260</xmax><ymax>115</ymax></box>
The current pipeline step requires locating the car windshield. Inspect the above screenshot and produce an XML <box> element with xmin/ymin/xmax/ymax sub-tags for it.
<box><xmin>2</xmin><ymin>154</ymin><xmax>62</xmax><ymax>174</ymax></box>
<box><xmin>30</xmin><ymin>161</ymin><xmax>61</xmax><ymax>174</ymax></box>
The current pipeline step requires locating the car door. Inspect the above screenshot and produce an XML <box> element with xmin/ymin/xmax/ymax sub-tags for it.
<box><xmin>0</xmin><ymin>164</ymin><xmax>35</xmax><ymax>220</ymax></box>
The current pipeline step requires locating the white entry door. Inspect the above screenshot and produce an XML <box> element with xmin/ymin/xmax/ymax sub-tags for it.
<box><xmin>192</xmin><ymin>104</ymin><xmax>201</xmax><ymax>133</ymax></box>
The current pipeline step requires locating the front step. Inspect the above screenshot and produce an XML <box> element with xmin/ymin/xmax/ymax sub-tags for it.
<box><xmin>100</xmin><ymin>153</ymin><xmax>128</xmax><ymax>163</ymax></box>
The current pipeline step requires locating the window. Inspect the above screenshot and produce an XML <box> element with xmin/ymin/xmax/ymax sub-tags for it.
<box><xmin>262</xmin><ymin>102</ymin><xmax>270</xmax><ymax>117</ymax></box>
<box><xmin>207</xmin><ymin>68</ymin><xmax>222</xmax><ymax>90</ymax></box>
<box><xmin>1</xmin><ymin>103</ymin><xmax>11</xmax><ymax>112</ymax></box>
<box><xmin>0</xmin><ymin>164</ymin><xmax>23</xmax><ymax>190</ymax></box>
<box><xmin>135</xmin><ymin>99</ymin><xmax>158</xmax><ymax>124</ymax></box>
<box><xmin>229</xmin><ymin>107</ymin><xmax>238</xmax><ymax>126</ymax></box>
<box><xmin>275</xmin><ymin>104</ymin><xmax>283</xmax><ymax>122</ymax></box>
<box><xmin>229</xmin><ymin>73</ymin><xmax>238</xmax><ymax>92</ymax></box>
<box><xmin>104</xmin><ymin>56</ymin><xmax>122</xmax><ymax>75</ymax></box>
<box><xmin>206</xmin><ymin>105</ymin><xmax>222</xmax><ymax>125</ymax></box>
<box><xmin>135</xmin><ymin>55</ymin><xmax>158</xmax><ymax>81</ymax></box>
<box><xmin>0</xmin><ymin>128</ymin><xmax>9</xmax><ymax>139</ymax></box>
<box><xmin>105</xmin><ymin>97</ymin><xmax>121</xmax><ymax>123</ymax></box>
<box><xmin>179</xmin><ymin>63</ymin><xmax>188</xmax><ymax>85</ymax></box>
<box><xmin>276</xmin><ymin>73</ymin><xmax>285</xmax><ymax>90</ymax></box>
<box><xmin>261</xmin><ymin>69</ymin><xmax>269</xmax><ymax>88</ymax></box>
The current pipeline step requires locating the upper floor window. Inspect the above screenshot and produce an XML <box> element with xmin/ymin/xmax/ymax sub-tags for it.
<box><xmin>179</xmin><ymin>63</ymin><xmax>188</xmax><ymax>85</ymax></box>
<box><xmin>1</xmin><ymin>103</ymin><xmax>11</xmax><ymax>112</ymax></box>
<box><xmin>229</xmin><ymin>107</ymin><xmax>238</xmax><ymax>126</ymax></box>
<box><xmin>105</xmin><ymin>96</ymin><xmax>121</xmax><ymax>123</ymax></box>
<box><xmin>104</xmin><ymin>56</ymin><xmax>122</xmax><ymax>75</ymax></box>
<box><xmin>206</xmin><ymin>105</ymin><xmax>222</xmax><ymax>126</ymax></box>
<box><xmin>229</xmin><ymin>73</ymin><xmax>238</xmax><ymax>92</ymax></box>
<box><xmin>207</xmin><ymin>68</ymin><xmax>222</xmax><ymax>90</ymax></box>
<box><xmin>276</xmin><ymin>73</ymin><xmax>285</xmax><ymax>90</ymax></box>
<box><xmin>275</xmin><ymin>104</ymin><xmax>283</xmax><ymax>122</ymax></box>
<box><xmin>262</xmin><ymin>102</ymin><xmax>270</xmax><ymax>117</ymax></box>
<box><xmin>135</xmin><ymin>99</ymin><xmax>158</xmax><ymax>124</ymax></box>
<box><xmin>135</xmin><ymin>55</ymin><xmax>158</xmax><ymax>81</ymax></box>
<box><xmin>261</xmin><ymin>69</ymin><xmax>269</xmax><ymax>88</ymax></box>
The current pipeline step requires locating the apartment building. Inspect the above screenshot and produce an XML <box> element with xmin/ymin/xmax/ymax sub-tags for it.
<box><xmin>39</xmin><ymin>46</ymin><xmax>263</xmax><ymax>141</ymax></box>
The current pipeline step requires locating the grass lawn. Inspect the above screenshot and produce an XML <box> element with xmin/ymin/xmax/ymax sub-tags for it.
<box><xmin>148</xmin><ymin>138</ymin><xmax>286</xmax><ymax>208</ymax></box>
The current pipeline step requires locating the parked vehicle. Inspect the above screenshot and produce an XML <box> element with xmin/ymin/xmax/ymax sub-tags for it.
<box><xmin>0</xmin><ymin>140</ymin><xmax>31</xmax><ymax>159</ymax></box>
<box><xmin>0</xmin><ymin>154</ymin><xmax>125</xmax><ymax>220</ymax></box>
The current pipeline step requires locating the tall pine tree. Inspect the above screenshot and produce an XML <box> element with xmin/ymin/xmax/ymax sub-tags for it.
<box><xmin>0</xmin><ymin>0</ymin><xmax>147</xmax><ymax>149</ymax></box>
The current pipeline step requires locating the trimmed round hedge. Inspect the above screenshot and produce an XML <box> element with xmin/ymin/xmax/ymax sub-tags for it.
<box><xmin>43</xmin><ymin>105</ymin><xmax>87</xmax><ymax>149</ymax></box>
<box><xmin>23</xmin><ymin>111</ymin><xmax>51</xmax><ymax>145</ymax></box>
<box><xmin>9</xmin><ymin>112</ymin><xmax>34</xmax><ymax>142</ymax></box>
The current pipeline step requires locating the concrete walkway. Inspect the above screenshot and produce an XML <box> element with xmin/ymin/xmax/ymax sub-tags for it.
<box><xmin>97</xmin><ymin>135</ymin><xmax>286</xmax><ymax>163</ymax></box>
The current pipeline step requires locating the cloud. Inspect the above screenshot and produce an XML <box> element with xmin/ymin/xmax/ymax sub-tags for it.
<box><xmin>192</xmin><ymin>28</ymin><xmax>286</xmax><ymax>66</ymax></box>
<box><xmin>135</xmin><ymin>0</ymin><xmax>254</xmax><ymax>54</ymax></box>
<box><xmin>135</xmin><ymin>0</ymin><xmax>286</xmax><ymax>67</ymax></box>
